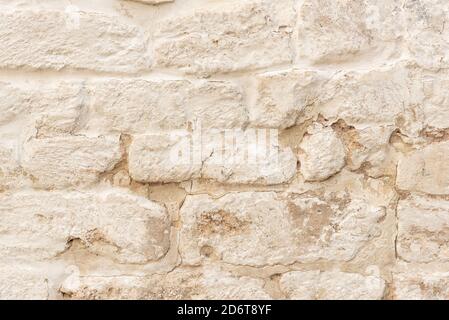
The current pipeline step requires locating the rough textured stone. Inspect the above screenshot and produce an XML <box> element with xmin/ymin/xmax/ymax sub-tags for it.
<box><xmin>316</xmin><ymin>63</ymin><xmax>424</xmax><ymax>178</ymax></box>
<box><xmin>251</xmin><ymin>69</ymin><xmax>325</xmax><ymax>129</ymax></box>
<box><xmin>333</xmin><ymin>122</ymin><xmax>396</xmax><ymax>176</ymax></box>
<box><xmin>404</xmin><ymin>0</ymin><xmax>449</xmax><ymax>70</ymax></box>
<box><xmin>201</xmin><ymin>146</ymin><xmax>297</xmax><ymax>185</ymax></box>
<box><xmin>0</xmin><ymin>189</ymin><xmax>170</xmax><ymax>264</ymax></box>
<box><xmin>397</xmin><ymin>195</ymin><xmax>449</xmax><ymax>263</ymax></box>
<box><xmin>179</xmin><ymin>191</ymin><xmax>385</xmax><ymax>266</ymax></box>
<box><xmin>60</xmin><ymin>265</ymin><xmax>270</xmax><ymax>300</ymax></box>
<box><xmin>320</xmin><ymin>64</ymin><xmax>416</xmax><ymax>128</ymax></box>
<box><xmin>280</xmin><ymin>270</ymin><xmax>385</xmax><ymax>300</ymax></box>
<box><xmin>0</xmin><ymin>11</ymin><xmax>148</xmax><ymax>73</ymax></box>
<box><xmin>419</xmin><ymin>74</ymin><xmax>449</xmax><ymax>131</ymax></box>
<box><xmin>0</xmin><ymin>81</ymin><xmax>85</xmax><ymax>135</ymax></box>
<box><xmin>154</xmin><ymin>1</ymin><xmax>293</xmax><ymax>76</ymax></box>
<box><xmin>86</xmin><ymin>79</ymin><xmax>246</xmax><ymax>133</ymax></box>
<box><xmin>21</xmin><ymin>135</ymin><xmax>122</xmax><ymax>188</ymax></box>
<box><xmin>129</xmin><ymin>131</ymin><xmax>297</xmax><ymax>185</ymax></box>
<box><xmin>0</xmin><ymin>81</ymin><xmax>37</xmax><ymax>126</ymax></box>
<box><xmin>0</xmin><ymin>141</ymin><xmax>29</xmax><ymax>190</ymax></box>
<box><xmin>393</xmin><ymin>266</ymin><xmax>449</xmax><ymax>300</ymax></box>
<box><xmin>129</xmin><ymin>133</ymin><xmax>201</xmax><ymax>183</ymax></box>
<box><xmin>200</xmin><ymin>129</ymin><xmax>297</xmax><ymax>185</ymax></box>
<box><xmin>0</xmin><ymin>265</ymin><xmax>49</xmax><ymax>300</ymax></box>
<box><xmin>396</xmin><ymin>142</ymin><xmax>449</xmax><ymax>195</ymax></box>
<box><xmin>298</xmin><ymin>125</ymin><xmax>346</xmax><ymax>181</ymax></box>
<box><xmin>0</xmin><ymin>0</ymin><xmax>447</xmax><ymax>300</ymax></box>
<box><xmin>296</xmin><ymin>0</ymin><xmax>403</xmax><ymax>64</ymax></box>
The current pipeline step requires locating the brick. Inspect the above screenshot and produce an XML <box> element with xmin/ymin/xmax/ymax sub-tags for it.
<box><xmin>298</xmin><ymin>125</ymin><xmax>346</xmax><ymax>182</ymax></box>
<box><xmin>0</xmin><ymin>10</ymin><xmax>148</xmax><ymax>73</ymax></box>
<box><xmin>60</xmin><ymin>265</ymin><xmax>270</xmax><ymax>300</ymax></box>
<box><xmin>296</xmin><ymin>0</ymin><xmax>403</xmax><ymax>63</ymax></box>
<box><xmin>251</xmin><ymin>69</ymin><xmax>325</xmax><ymax>129</ymax></box>
<box><xmin>0</xmin><ymin>81</ymin><xmax>85</xmax><ymax>135</ymax></box>
<box><xmin>280</xmin><ymin>270</ymin><xmax>385</xmax><ymax>300</ymax></box>
<box><xmin>0</xmin><ymin>189</ymin><xmax>170</xmax><ymax>263</ymax></box>
<box><xmin>179</xmin><ymin>191</ymin><xmax>385</xmax><ymax>266</ymax></box>
<box><xmin>129</xmin><ymin>131</ymin><xmax>297</xmax><ymax>185</ymax></box>
<box><xmin>21</xmin><ymin>135</ymin><xmax>122</xmax><ymax>188</ymax></box>
<box><xmin>404</xmin><ymin>0</ymin><xmax>449</xmax><ymax>70</ymax></box>
<box><xmin>397</xmin><ymin>194</ymin><xmax>449</xmax><ymax>263</ymax></box>
<box><xmin>0</xmin><ymin>265</ymin><xmax>49</xmax><ymax>300</ymax></box>
<box><xmin>393</xmin><ymin>265</ymin><xmax>449</xmax><ymax>300</ymax></box>
<box><xmin>396</xmin><ymin>142</ymin><xmax>449</xmax><ymax>195</ymax></box>
<box><xmin>86</xmin><ymin>79</ymin><xmax>246</xmax><ymax>133</ymax></box>
<box><xmin>153</xmin><ymin>1</ymin><xmax>293</xmax><ymax>76</ymax></box>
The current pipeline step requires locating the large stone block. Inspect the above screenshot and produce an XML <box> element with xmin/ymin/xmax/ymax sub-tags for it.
<box><xmin>296</xmin><ymin>0</ymin><xmax>403</xmax><ymax>64</ymax></box>
<box><xmin>298</xmin><ymin>125</ymin><xmax>346</xmax><ymax>181</ymax></box>
<box><xmin>396</xmin><ymin>142</ymin><xmax>449</xmax><ymax>195</ymax></box>
<box><xmin>393</xmin><ymin>265</ymin><xmax>449</xmax><ymax>300</ymax></box>
<box><xmin>129</xmin><ymin>131</ymin><xmax>297</xmax><ymax>185</ymax></box>
<box><xmin>280</xmin><ymin>270</ymin><xmax>385</xmax><ymax>300</ymax></box>
<box><xmin>86</xmin><ymin>79</ymin><xmax>246</xmax><ymax>133</ymax></box>
<box><xmin>0</xmin><ymin>81</ymin><xmax>86</xmax><ymax>135</ymax></box>
<box><xmin>0</xmin><ymin>10</ymin><xmax>149</xmax><ymax>73</ymax></box>
<box><xmin>153</xmin><ymin>1</ymin><xmax>293</xmax><ymax>76</ymax></box>
<box><xmin>250</xmin><ymin>69</ymin><xmax>325</xmax><ymax>129</ymax></box>
<box><xmin>22</xmin><ymin>135</ymin><xmax>122</xmax><ymax>188</ymax></box>
<box><xmin>0</xmin><ymin>189</ymin><xmax>170</xmax><ymax>264</ymax></box>
<box><xmin>397</xmin><ymin>194</ymin><xmax>449</xmax><ymax>263</ymax></box>
<box><xmin>404</xmin><ymin>0</ymin><xmax>449</xmax><ymax>70</ymax></box>
<box><xmin>179</xmin><ymin>191</ymin><xmax>385</xmax><ymax>266</ymax></box>
<box><xmin>0</xmin><ymin>265</ymin><xmax>49</xmax><ymax>300</ymax></box>
<box><xmin>60</xmin><ymin>265</ymin><xmax>270</xmax><ymax>300</ymax></box>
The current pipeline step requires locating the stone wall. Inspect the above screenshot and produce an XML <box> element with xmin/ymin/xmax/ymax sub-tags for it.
<box><xmin>0</xmin><ymin>0</ymin><xmax>448</xmax><ymax>300</ymax></box>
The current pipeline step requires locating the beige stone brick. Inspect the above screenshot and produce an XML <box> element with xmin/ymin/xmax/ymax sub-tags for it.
<box><xmin>280</xmin><ymin>270</ymin><xmax>385</xmax><ymax>300</ymax></box>
<box><xmin>22</xmin><ymin>135</ymin><xmax>122</xmax><ymax>188</ymax></box>
<box><xmin>179</xmin><ymin>191</ymin><xmax>385</xmax><ymax>266</ymax></box>
<box><xmin>0</xmin><ymin>189</ymin><xmax>170</xmax><ymax>264</ymax></box>
<box><xmin>153</xmin><ymin>1</ymin><xmax>294</xmax><ymax>76</ymax></box>
<box><xmin>0</xmin><ymin>11</ymin><xmax>149</xmax><ymax>73</ymax></box>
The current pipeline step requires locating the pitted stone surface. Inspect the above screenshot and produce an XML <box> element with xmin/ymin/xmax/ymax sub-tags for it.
<box><xmin>0</xmin><ymin>0</ymin><xmax>446</xmax><ymax>300</ymax></box>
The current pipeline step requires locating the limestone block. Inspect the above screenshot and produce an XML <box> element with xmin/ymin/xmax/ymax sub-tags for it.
<box><xmin>129</xmin><ymin>131</ymin><xmax>297</xmax><ymax>185</ymax></box>
<box><xmin>296</xmin><ymin>0</ymin><xmax>403</xmax><ymax>63</ymax></box>
<box><xmin>129</xmin><ymin>133</ymin><xmax>201</xmax><ymax>183</ymax></box>
<box><xmin>86</xmin><ymin>79</ymin><xmax>246</xmax><ymax>133</ymax></box>
<box><xmin>0</xmin><ymin>265</ymin><xmax>49</xmax><ymax>300</ymax></box>
<box><xmin>280</xmin><ymin>270</ymin><xmax>385</xmax><ymax>300</ymax></box>
<box><xmin>397</xmin><ymin>194</ymin><xmax>449</xmax><ymax>263</ymax></box>
<box><xmin>396</xmin><ymin>142</ymin><xmax>449</xmax><ymax>195</ymax></box>
<box><xmin>154</xmin><ymin>1</ymin><xmax>293</xmax><ymax>76</ymax></box>
<box><xmin>0</xmin><ymin>189</ymin><xmax>170</xmax><ymax>264</ymax></box>
<box><xmin>250</xmin><ymin>69</ymin><xmax>325</xmax><ymax>129</ymax></box>
<box><xmin>0</xmin><ymin>11</ymin><xmax>149</xmax><ymax>73</ymax></box>
<box><xmin>404</xmin><ymin>0</ymin><xmax>449</xmax><ymax>70</ymax></box>
<box><xmin>393</xmin><ymin>265</ymin><xmax>449</xmax><ymax>300</ymax></box>
<box><xmin>60</xmin><ymin>265</ymin><xmax>270</xmax><ymax>300</ymax></box>
<box><xmin>179</xmin><ymin>191</ymin><xmax>385</xmax><ymax>266</ymax></box>
<box><xmin>298</xmin><ymin>125</ymin><xmax>346</xmax><ymax>181</ymax></box>
<box><xmin>22</xmin><ymin>135</ymin><xmax>122</xmax><ymax>188</ymax></box>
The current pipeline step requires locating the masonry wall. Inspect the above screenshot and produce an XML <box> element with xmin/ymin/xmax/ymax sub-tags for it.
<box><xmin>1</xmin><ymin>0</ymin><xmax>448</xmax><ymax>300</ymax></box>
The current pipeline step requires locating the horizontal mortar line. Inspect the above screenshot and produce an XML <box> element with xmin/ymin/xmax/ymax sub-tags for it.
<box><xmin>0</xmin><ymin>56</ymin><xmax>411</xmax><ymax>82</ymax></box>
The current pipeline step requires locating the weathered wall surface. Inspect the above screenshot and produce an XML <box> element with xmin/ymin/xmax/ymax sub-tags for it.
<box><xmin>0</xmin><ymin>0</ymin><xmax>448</xmax><ymax>300</ymax></box>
